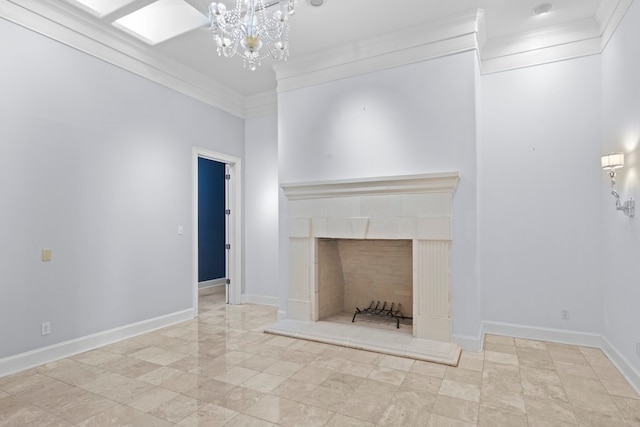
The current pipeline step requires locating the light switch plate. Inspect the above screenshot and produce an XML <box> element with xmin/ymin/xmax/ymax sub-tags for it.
<box><xmin>42</xmin><ymin>249</ymin><xmax>52</xmax><ymax>262</ymax></box>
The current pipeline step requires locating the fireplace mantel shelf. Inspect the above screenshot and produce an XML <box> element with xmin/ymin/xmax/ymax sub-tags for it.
<box><xmin>281</xmin><ymin>172</ymin><xmax>460</xmax><ymax>200</ymax></box>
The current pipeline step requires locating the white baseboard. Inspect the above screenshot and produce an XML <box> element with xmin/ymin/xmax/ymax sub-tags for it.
<box><xmin>601</xmin><ymin>337</ymin><xmax>640</xmax><ymax>395</ymax></box>
<box><xmin>482</xmin><ymin>321</ymin><xmax>602</xmax><ymax>348</ymax></box>
<box><xmin>241</xmin><ymin>294</ymin><xmax>279</xmax><ymax>307</ymax></box>
<box><xmin>477</xmin><ymin>321</ymin><xmax>640</xmax><ymax>393</ymax></box>
<box><xmin>0</xmin><ymin>309</ymin><xmax>194</xmax><ymax>379</ymax></box>
<box><xmin>198</xmin><ymin>278</ymin><xmax>226</xmax><ymax>289</ymax></box>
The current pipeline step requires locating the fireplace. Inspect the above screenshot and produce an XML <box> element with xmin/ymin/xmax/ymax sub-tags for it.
<box><xmin>265</xmin><ymin>173</ymin><xmax>461</xmax><ymax>365</ymax></box>
<box><xmin>318</xmin><ymin>238</ymin><xmax>413</xmax><ymax>330</ymax></box>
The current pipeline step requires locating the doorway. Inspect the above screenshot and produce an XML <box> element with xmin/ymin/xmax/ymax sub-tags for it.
<box><xmin>192</xmin><ymin>147</ymin><xmax>242</xmax><ymax>316</ymax></box>
<box><xmin>197</xmin><ymin>157</ymin><xmax>226</xmax><ymax>288</ymax></box>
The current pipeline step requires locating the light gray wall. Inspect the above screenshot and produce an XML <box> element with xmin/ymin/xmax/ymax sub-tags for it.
<box><xmin>4</xmin><ymin>1</ymin><xmax>637</xmax><ymax>372</ymax></box>
<box><xmin>601</xmin><ymin>0</ymin><xmax>640</xmax><ymax>372</ymax></box>
<box><xmin>480</xmin><ymin>55</ymin><xmax>604</xmax><ymax>334</ymax></box>
<box><xmin>277</xmin><ymin>51</ymin><xmax>481</xmax><ymax>338</ymax></box>
<box><xmin>0</xmin><ymin>19</ymin><xmax>244</xmax><ymax>359</ymax></box>
<box><xmin>245</xmin><ymin>115</ymin><xmax>279</xmax><ymax>300</ymax></box>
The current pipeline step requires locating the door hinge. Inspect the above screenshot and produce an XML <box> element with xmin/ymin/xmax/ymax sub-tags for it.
<box><xmin>225</xmin><ymin>209</ymin><xmax>231</xmax><ymax>215</ymax></box>
<box><xmin>226</xmin><ymin>279</ymin><xmax>231</xmax><ymax>285</ymax></box>
<box><xmin>225</xmin><ymin>243</ymin><xmax>231</xmax><ymax>250</ymax></box>
<box><xmin>225</xmin><ymin>174</ymin><xmax>231</xmax><ymax>180</ymax></box>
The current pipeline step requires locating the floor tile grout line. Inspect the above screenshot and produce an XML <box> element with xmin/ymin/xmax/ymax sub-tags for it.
<box><xmin>2</xmin><ymin>297</ymin><xmax>640</xmax><ymax>426</ymax></box>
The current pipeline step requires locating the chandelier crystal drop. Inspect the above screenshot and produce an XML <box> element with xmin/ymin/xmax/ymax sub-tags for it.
<box><xmin>208</xmin><ymin>0</ymin><xmax>295</xmax><ymax>70</ymax></box>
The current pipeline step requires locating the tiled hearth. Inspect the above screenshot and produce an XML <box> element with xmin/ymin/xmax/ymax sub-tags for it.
<box><xmin>266</xmin><ymin>173</ymin><xmax>462</xmax><ymax>365</ymax></box>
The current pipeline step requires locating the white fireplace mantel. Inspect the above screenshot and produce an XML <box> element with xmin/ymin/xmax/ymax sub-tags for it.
<box><xmin>267</xmin><ymin>172</ymin><xmax>462</xmax><ymax>365</ymax></box>
<box><xmin>281</xmin><ymin>172</ymin><xmax>460</xmax><ymax>200</ymax></box>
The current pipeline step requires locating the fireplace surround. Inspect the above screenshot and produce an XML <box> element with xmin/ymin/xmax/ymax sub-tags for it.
<box><xmin>265</xmin><ymin>172</ymin><xmax>461</xmax><ymax>365</ymax></box>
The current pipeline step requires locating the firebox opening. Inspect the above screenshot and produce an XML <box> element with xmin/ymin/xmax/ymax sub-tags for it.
<box><xmin>317</xmin><ymin>238</ymin><xmax>413</xmax><ymax>333</ymax></box>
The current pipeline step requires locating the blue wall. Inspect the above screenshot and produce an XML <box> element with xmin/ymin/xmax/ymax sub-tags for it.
<box><xmin>198</xmin><ymin>158</ymin><xmax>226</xmax><ymax>282</ymax></box>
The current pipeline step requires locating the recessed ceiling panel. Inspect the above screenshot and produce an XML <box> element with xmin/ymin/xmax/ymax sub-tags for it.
<box><xmin>65</xmin><ymin>0</ymin><xmax>138</xmax><ymax>17</ymax></box>
<box><xmin>113</xmin><ymin>0</ymin><xmax>209</xmax><ymax>45</ymax></box>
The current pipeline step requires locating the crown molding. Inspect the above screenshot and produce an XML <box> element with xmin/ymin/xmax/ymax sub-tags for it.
<box><xmin>2</xmin><ymin>0</ymin><xmax>634</xmax><ymax>112</ymax></box>
<box><xmin>274</xmin><ymin>9</ymin><xmax>483</xmax><ymax>94</ymax></box>
<box><xmin>480</xmin><ymin>0</ymin><xmax>633</xmax><ymax>74</ymax></box>
<box><xmin>597</xmin><ymin>0</ymin><xmax>633</xmax><ymax>50</ymax></box>
<box><xmin>482</xmin><ymin>18</ymin><xmax>599</xmax><ymax>60</ymax></box>
<box><xmin>274</xmin><ymin>1</ymin><xmax>633</xmax><ymax>88</ymax></box>
<box><xmin>244</xmin><ymin>90</ymin><xmax>278</xmax><ymax>118</ymax></box>
<box><xmin>481</xmin><ymin>37</ymin><xmax>602</xmax><ymax>74</ymax></box>
<box><xmin>0</xmin><ymin>0</ymin><xmax>251</xmax><ymax>118</ymax></box>
<box><xmin>480</xmin><ymin>19</ymin><xmax>602</xmax><ymax>73</ymax></box>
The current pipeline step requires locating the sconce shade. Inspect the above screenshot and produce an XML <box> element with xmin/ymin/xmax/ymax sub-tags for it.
<box><xmin>601</xmin><ymin>153</ymin><xmax>625</xmax><ymax>170</ymax></box>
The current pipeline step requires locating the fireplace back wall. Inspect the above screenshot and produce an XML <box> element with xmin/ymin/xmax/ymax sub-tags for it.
<box><xmin>318</xmin><ymin>239</ymin><xmax>413</xmax><ymax>321</ymax></box>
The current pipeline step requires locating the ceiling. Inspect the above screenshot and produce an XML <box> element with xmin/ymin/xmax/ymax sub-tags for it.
<box><xmin>1</xmin><ymin>0</ymin><xmax>632</xmax><ymax>115</ymax></box>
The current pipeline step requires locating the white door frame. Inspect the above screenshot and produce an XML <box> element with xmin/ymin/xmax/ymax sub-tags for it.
<box><xmin>192</xmin><ymin>147</ymin><xmax>242</xmax><ymax>316</ymax></box>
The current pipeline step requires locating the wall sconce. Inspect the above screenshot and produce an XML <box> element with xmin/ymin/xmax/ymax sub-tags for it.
<box><xmin>601</xmin><ymin>153</ymin><xmax>634</xmax><ymax>217</ymax></box>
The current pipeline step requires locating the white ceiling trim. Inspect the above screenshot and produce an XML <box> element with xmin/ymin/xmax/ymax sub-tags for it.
<box><xmin>275</xmin><ymin>34</ymin><xmax>479</xmax><ymax>94</ymax></box>
<box><xmin>480</xmin><ymin>0</ymin><xmax>632</xmax><ymax>74</ymax></box>
<box><xmin>480</xmin><ymin>18</ymin><xmax>601</xmax><ymax>73</ymax></box>
<box><xmin>0</xmin><ymin>0</ymin><xmax>252</xmax><ymax>118</ymax></box>
<box><xmin>481</xmin><ymin>37</ymin><xmax>602</xmax><ymax>74</ymax></box>
<box><xmin>597</xmin><ymin>0</ymin><xmax>633</xmax><ymax>51</ymax></box>
<box><xmin>245</xmin><ymin>90</ymin><xmax>278</xmax><ymax>118</ymax></box>
<box><xmin>274</xmin><ymin>1</ymin><xmax>633</xmax><ymax>90</ymax></box>
<box><xmin>1</xmin><ymin>0</ymin><xmax>633</xmax><ymax>118</ymax></box>
<box><xmin>274</xmin><ymin>10</ymin><xmax>483</xmax><ymax>94</ymax></box>
<box><xmin>482</xmin><ymin>19</ymin><xmax>599</xmax><ymax>60</ymax></box>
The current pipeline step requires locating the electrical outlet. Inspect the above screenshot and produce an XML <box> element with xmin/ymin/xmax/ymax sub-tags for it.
<box><xmin>560</xmin><ymin>309</ymin><xmax>570</xmax><ymax>320</ymax></box>
<box><xmin>41</xmin><ymin>322</ymin><xmax>51</xmax><ymax>336</ymax></box>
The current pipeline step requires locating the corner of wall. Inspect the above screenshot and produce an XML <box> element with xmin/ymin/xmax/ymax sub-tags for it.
<box><xmin>453</xmin><ymin>331</ymin><xmax>484</xmax><ymax>353</ymax></box>
<box><xmin>478</xmin><ymin>321</ymin><xmax>640</xmax><ymax>395</ymax></box>
<box><xmin>602</xmin><ymin>336</ymin><xmax>640</xmax><ymax>395</ymax></box>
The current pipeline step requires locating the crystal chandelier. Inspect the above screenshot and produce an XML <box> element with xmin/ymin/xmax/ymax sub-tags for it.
<box><xmin>208</xmin><ymin>0</ymin><xmax>295</xmax><ymax>70</ymax></box>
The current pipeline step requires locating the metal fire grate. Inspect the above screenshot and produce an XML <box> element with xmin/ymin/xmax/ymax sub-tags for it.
<box><xmin>352</xmin><ymin>301</ymin><xmax>412</xmax><ymax>329</ymax></box>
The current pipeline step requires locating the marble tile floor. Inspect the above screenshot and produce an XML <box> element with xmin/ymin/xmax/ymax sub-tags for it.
<box><xmin>1</xmin><ymin>287</ymin><xmax>639</xmax><ymax>426</ymax></box>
